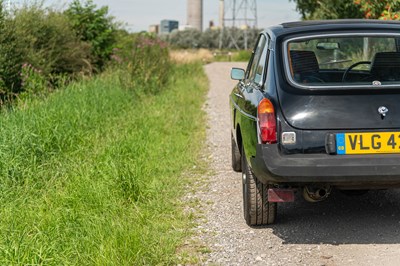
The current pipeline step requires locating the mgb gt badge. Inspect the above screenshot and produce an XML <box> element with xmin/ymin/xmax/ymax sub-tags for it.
<box><xmin>378</xmin><ymin>106</ymin><xmax>389</xmax><ymax>119</ymax></box>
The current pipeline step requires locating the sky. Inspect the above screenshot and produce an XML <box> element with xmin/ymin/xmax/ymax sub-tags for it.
<box><xmin>43</xmin><ymin>0</ymin><xmax>301</xmax><ymax>32</ymax></box>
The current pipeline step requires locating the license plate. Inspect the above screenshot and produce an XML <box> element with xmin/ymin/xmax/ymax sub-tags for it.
<box><xmin>336</xmin><ymin>132</ymin><xmax>400</xmax><ymax>155</ymax></box>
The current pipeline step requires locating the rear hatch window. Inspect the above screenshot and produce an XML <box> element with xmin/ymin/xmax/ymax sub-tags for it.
<box><xmin>279</xmin><ymin>34</ymin><xmax>400</xmax><ymax>130</ymax></box>
<box><xmin>284</xmin><ymin>34</ymin><xmax>400</xmax><ymax>89</ymax></box>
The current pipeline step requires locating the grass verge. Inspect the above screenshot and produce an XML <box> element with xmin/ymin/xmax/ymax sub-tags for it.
<box><xmin>0</xmin><ymin>63</ymin><xmax>208</xmax><ymax>265</ymax></box>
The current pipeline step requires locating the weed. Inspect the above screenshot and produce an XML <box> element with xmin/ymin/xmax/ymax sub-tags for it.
<box><xmin>112</xmin><ymin>34</ymin><xmax>171</xmax><ymax>95</ymax></box>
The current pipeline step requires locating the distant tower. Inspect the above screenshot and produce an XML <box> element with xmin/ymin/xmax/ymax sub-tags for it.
<box><xmin>219</xmin><ymin>0</ymin><xmax>225</xmax><ymax>28</ymax></box>
<box><xmin>223</xmin><ymin>0</ymin><xmax>257</xmax><ymax>28</ymax></box>
<box><xmin>187</xmin><ymin>0</ymin><xmax>203</xmax><ymax>31</ymax></box>
<box><xmin>220</xmin><ymin>0</ymin><xmax>258</xmax><ymax>49</ymax></box>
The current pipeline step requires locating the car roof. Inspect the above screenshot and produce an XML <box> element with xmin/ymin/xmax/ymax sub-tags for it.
<box><xmin>281</xmin><ymin>19</ymin><xmax>400</xmax><ymax>28</ymax></box>
<box><xmin>265</xmin><ymin>19</ymin><xmax>400</xmax><ymax>39</ymax></box>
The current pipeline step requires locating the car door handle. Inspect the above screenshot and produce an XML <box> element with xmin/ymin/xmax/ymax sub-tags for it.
<box><xmin>234</xmin><ymin>93</ymin><xmax>244</xmax><ymax>99</ymax></box>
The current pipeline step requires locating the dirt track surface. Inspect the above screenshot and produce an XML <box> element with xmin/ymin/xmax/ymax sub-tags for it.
<box><xmin>195</xmin><ymin>62</ymin><xmax>400</xmax><ymax>265</ymax></box>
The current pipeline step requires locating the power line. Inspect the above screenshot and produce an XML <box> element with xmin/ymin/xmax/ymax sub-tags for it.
<box><xmin>220</xmin><ymin>0</ymin><xmax>258</xmax><ymax>50</ymax></box>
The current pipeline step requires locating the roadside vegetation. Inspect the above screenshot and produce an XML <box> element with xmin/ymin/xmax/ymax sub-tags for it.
<box><xmin>0</xmin><ymin>0</ymin><xmax>208</xmax><ymax>264</ymax></box>
<box><xmin>0</xmin><ymin>62</ymin><xmax>207</xmax><ymax>265</ymax></box>
<box><xmin>165</xmin><ymin>28</ymin><xmax>256</xmax><ymax>63</ymax></box>
<box><xmin>3</xmin><ymin>0</ymin><xmax>398</xmax><ymax>264</ymax></box>
<box><xmin>164</xmin><ymin>27</ymin><xmax>260</xmax><ymax>50</ymax></box>
<box><xmin>291</xmin><ymin>0</ymin><xmax>400</xmax><ymax>20</ymax></box>
<box><xmin>170</xmin><ymin>48</ymin><xmax>252</xmax><ymax>64</ymax></box>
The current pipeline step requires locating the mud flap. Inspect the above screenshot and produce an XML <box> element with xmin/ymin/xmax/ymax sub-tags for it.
<box><xmin>268</xmin><ymin>188</ymin><xmax>295</xmax><ymax>202</ymax></box>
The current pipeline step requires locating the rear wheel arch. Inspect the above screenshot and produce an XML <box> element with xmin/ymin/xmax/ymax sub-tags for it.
<box><xmin>233</xmin><ymin>108</ymin><xmax>237</xmax><ymax>129</ymax></box>
<box><xmin>231</xmin><ymin>125</ymin><xmax>243</xmax><ymax>172</ymax></box>
<box><xmin>236</xmin><ymin>125</ymin><xmax>243</xmax><ymax>155</ymax></box>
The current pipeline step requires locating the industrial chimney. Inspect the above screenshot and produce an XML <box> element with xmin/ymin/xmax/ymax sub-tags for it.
<box><xmin>219</xmin><ymin>0</ymin><xmax>224</xmax><ymax>28</ymax></box>
<box><xmin>187</xmin><ymin>0</ymin><xmax>203</xmax><ymax>31</ymax></box>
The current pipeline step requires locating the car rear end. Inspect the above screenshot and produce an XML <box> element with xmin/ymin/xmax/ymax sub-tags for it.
<box><xmin>254</xmin><ymin>26</ymin><xmax>400</xmax><ymax>190</ymax></box>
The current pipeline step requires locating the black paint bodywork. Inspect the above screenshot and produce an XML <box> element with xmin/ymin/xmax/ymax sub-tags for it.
<box><xmin>230</xmin><ymin>20</ymin><xmax>400</xmax><ymax>188</ymax></box>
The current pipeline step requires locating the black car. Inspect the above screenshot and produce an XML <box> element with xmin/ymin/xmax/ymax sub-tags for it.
<box><xmin>230</xmin><ymin>20</ymin><xmax>400</xmax><ymax>226</ymax></box>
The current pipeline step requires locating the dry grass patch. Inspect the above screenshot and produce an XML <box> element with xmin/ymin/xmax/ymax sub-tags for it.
<box><xmin>170</xmin><ymin>49</ymin><xmax>214</xmax><ymax>64</ymax></box>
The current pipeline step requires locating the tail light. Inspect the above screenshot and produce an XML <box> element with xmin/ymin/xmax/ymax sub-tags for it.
<box><xmin>258</xmin><ymin>98</ymin><xmax>277</xmax><ymax>144</ymax></box>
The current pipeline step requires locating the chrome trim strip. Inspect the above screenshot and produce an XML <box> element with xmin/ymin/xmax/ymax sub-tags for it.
<box><xmin>234</xmin><ymin>93</ymin><xmax>244</xmax><ymax>99</ymax></box>
<box><xmin>230</xmin><ymin>95</ymin><xmax>257</xmax><ymax>121</ymax></box>
<box><xmin>283</xmin><ymin>33</ymin><xmax>400</xmax><ymax>90</ymax></box>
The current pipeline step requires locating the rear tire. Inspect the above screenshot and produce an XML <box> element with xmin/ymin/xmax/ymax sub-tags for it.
<box><xmin>231</xmin><ymin>133</ymin><xmax>242</xmax><ymax>172</ymax></box>
<box><xmin>241</xmin><ymin>146</ymin><xmax>276</xmax><ymax>226</ymax></box>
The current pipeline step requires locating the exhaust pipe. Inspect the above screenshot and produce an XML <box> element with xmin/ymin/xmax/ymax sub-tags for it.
<box><xmin>303</xmin><ymin>186</ymin><xmax>331</xmax><ymax>202</ymax></box>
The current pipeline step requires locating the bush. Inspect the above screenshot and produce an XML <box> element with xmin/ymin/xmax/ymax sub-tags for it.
<box><xmin>166</xmin><ymin>28</ymin><xmax>260</xmax><ymax>50</ymax></box>
<box><xmin>19</xmin><ymin>63</ymin><xmax>50</xmax><ymax>100</ymax></box>
<box><xmin>168</xmin><ymin>28</ymin><xmax>203</xmax><ymax>49</ymax></box>
<box><xmin>0</xmin><ymin>4</ymin><xmax>24</xmax><ymax>98</ymax></box>
<box><xmin>112</xmin><ymin>34</ymin><xmax>171</xmax><ymax>95</ymax></box>
<box><xmin>0</xmin><ymin>1</ymin><xmax>171</xmax><ymax>105</ymax></box>
<box><xmin>65</xmin><ymin>0</ymin><xmax>116</xmax><ymax>71</ymax></box>
<box><xmin>0</xmin><ymin>2</ymin><xmax>94</xmax><ymax>103</ymax></box>
<box><xmin>200</xmin><ymin>29</ymin><xmax>222</xmax><ymax>48</ymax></box>
<box><xmin>13</xmin><ymin>4</ymin><xmax>92</xmax><ymax>76</ymax></box>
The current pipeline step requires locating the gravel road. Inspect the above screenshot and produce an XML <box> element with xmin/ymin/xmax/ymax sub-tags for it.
<box><xmin>192</xmin><ymin>62</ymin><xmax>400</xmax><ymax>266</ymax></box>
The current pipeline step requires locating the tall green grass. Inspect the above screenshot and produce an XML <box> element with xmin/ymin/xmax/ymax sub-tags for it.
<box><xmin>0</xmin><ymin>63</ymin><xmax>207</xmax><ymax>264</ymax></box>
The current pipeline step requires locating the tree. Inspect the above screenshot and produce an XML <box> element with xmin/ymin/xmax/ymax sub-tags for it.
<box><xmin>165</xmin><ymin>28</ymin><xmax>260</xmax><ymax>50</ymax></box>
<box><xmin>290</xmin><ymin>0</ymin><xmax>363</xmax><ymax>20</ymax></box>
<box><xmin>167</xmin><ymin>29</ymin><xmax>202</xmax><ymax>49</ymax></box>
<box><xmin>291</xmin><ymin>0</ymin><xmax>400</xmax><ymax>20</ymax></box>
<box><xmin>65</xmin><ymin>0</ymin><xmax>116</xmax><ymax>70</ymax></box>
<box><xmin>354</xmin><ymin>0</ymin><xmax>400</xmax><ymax>20</ymax></box>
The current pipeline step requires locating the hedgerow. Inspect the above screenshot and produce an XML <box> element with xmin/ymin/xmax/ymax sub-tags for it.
<box><xmin>0</xmin><ymin>0</ymin><xmax>146</xmax><ymax>104</ymax></box>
